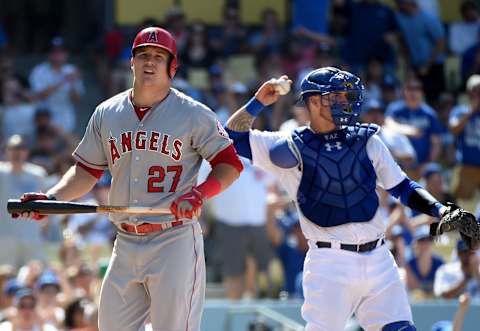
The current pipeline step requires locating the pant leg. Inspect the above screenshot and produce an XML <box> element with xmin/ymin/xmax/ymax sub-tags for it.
<box><xmin>145</xmin><ymin>223</ymin><xmax>205</xmax><ymax>331</ymax></box>
<box><xmin>355</xmin><ymin>246</ymin><xmax>413</xmax><ymax>331</ymax></box>
<box><xmin>217</xmin><ymin>223</ymin><xmax>248</xmax><ymax>277</ymax></box>
<box><xmin>301</xmin><ymin>245</ymin><xmax>359</xmax><ymax>331</ymax></box>
<box><xmin>248</xmin><ymin>225</ymin><xmax>274</xmax><ymax>272</ymax></box>
<box><xmin>98</xmin><ymin>235</ymin><xmax>150</xmax><ymax>331</ymax></box>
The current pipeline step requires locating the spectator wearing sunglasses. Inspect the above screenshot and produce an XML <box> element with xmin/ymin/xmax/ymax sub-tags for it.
<box><xmin>0</xmin><ymin>287</ymin><xmax>58</xmax><ymax>331</ymax></box>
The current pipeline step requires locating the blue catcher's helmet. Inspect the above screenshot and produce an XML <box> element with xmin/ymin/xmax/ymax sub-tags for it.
<box><xmin>300</xmin><ymin>67</ymin><xmax>365</xmax><ymax>127</ymax></box>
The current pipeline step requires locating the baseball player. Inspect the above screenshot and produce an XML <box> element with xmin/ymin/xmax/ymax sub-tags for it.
<box><xmin>225</xmin><ymin>67</ymin><xmax>479</xmax><ymax>331</ymax></box>
<box><xmin>12</xmin><ymin>27</ymin><xmax>243</xmax><ymax>331</ymax></box>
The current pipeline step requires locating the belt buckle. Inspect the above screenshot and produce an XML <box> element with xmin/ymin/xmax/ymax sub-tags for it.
<box><xmin>356</xmin><ymin>244</ymin><xmax>361</xmax><ymax>253</ymax></box>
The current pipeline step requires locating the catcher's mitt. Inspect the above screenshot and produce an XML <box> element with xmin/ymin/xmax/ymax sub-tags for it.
<box><xmin>430</xmin><ymin>202</ymin><xmax>480</xmax><ymax>249</ymax></box>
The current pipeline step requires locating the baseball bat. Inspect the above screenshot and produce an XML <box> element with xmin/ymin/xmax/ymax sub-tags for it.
<box><xmin>7</xmin><ymin>199</ymin><xmax>171</xmax><ymax>215</ymax></box>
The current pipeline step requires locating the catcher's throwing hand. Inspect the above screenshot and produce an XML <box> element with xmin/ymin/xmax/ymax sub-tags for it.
<box><xmin>255</xmin><ymin>75</ymin><xmax>292</xmax><ymax>106</ymax></box>
<box><xmin>11</xmin><ymin>192</ymin><xmax>53</xmax><ymax>220</ymax></box>
<box><xmin>170</xmin><ymin>188</ymin><xmax>204</xmax><ymax>219</ymax></box>
<box><xmin>430</xmin><ymin>202</ymin><xmax>480</xmax><ymax>249</ymax></box>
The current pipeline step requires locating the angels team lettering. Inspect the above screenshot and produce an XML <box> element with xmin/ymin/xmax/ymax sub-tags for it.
<box><xmin>109</xmin><ymin>130</ymin><xmax>183</xmax><ymax>164</ymax></box>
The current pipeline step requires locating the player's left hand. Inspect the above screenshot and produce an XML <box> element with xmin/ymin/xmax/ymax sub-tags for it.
<box><xmin>11</xmin><ymin>192</ymin><xmax>51</xmax><ymax>221</ymax></box>
<box><xmin>430</xmin><ymin>202</ymin><xmax>480</xmax><ymax>249</ymax></box>
<box><xmin>255</xmin><ymin>75</ymin><xmax>291</xmax><ymax>106</ymax></box>
<box><xmin>170</xmin><ymin>188</ymin><xmax>204</xmax><ymax>219</ymax></box>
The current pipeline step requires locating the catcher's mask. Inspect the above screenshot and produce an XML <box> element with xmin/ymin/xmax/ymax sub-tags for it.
<box><xmin>299</xmin><ymin>67</ymin><xmax>365</xmax><ymax>127</ymax></box>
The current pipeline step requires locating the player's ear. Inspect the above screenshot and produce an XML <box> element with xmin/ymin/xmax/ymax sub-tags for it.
<box><xmin>130</xmin><ymin>57</ymin><xmax>134</xmax><ymax>70</ymax></box>
<box><xmin>307</xmin><ymin>95</ymin><xmax>321</xmax><ymax>109</ymax></box>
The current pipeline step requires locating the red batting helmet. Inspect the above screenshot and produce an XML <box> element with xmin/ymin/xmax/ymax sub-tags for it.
<box><xmin>131</xmin><ymin>27</ymin><xmax>178</xmax><ymax>78</ymax></box>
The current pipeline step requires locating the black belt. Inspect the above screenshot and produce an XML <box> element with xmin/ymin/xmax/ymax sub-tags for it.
<box><xmin>316</xmin><ymin>238</ymin><xmax>385</xmax><ymax>253</ymax></box>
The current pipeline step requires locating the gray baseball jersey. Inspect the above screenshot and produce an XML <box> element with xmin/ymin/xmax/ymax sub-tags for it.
<box><xmin>73</xmin><ymin>87</ymin><xmax>231</xmax><ymax>225</ymax></box>
<box><xmin>73</xmin><ymin>88</ymin><xmax>231</xmax><ymax>331</ymax></box>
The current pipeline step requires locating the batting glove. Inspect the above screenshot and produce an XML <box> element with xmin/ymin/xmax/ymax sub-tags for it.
<box><xmin>12</xmin><ymin>192</ymin><xmax>54</xmax><ymax>221</ymax></box>
<box><xmin>170</xmin><ymin>188</ymin><xmax>204</xmax><ymax>220</ymax></box>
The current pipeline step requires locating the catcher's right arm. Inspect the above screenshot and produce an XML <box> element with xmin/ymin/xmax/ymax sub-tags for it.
<box><xmin>430</xmin><ymin>202</ymin><xmax>480</xmax><ymax>249</ymax></box>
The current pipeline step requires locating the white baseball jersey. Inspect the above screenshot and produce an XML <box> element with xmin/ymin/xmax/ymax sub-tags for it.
<box><xmin>249</xmin><ymin>128</ymin><xmax>406</xmax><ymax>244</ymax></box>
<box><xmin>73</xmin><ymin>88</ymin><xmax>231</xmax><ymax>225</ymax></box>
<box><xmin>249</xmin><ymin>128</ymin><xmax>414</xmax><ymax>330</ymax></box>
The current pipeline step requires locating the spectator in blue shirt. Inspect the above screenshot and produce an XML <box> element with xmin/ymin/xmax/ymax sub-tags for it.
<box><xmin>292</xmin><ymin>0</ymin><xmax>330</xmax><ymax>35</ymax></box>
<box><xmin>249</xmin><ymin>8</ymin><xmax>286</xmax><ymax>55</ymax></box>
<box><xmin>461</xmin><ymin>36</ymin><xmax>480</xmax><ymax>81</ymax></box>
<box><xmin>449</xmin><ymin>1</ymin><xmax>480</xmax><ymax>56</ymax></box>
<box><xmin>266</xmin><ymin>196</ymin><xmax>307</xmax><ymax>297</ymax></box>
<box><xmin>209</xmin><ymin>6</ymin><xmax>248</xmax><ymax>56</ymax></box>
<box><xmin>385</xmin><ymin>76</ymin><xmax>443</xmax><ymax>180</ymax></box>
<box><xmin>406</xmin><ymin>226</ymin><xmax>444</xmax><ymax>297</ymax></box>
<box><xmin>343</xmin><ymin>0</ymin><xmax>399</xmax><ymax>73</ymax></box>
<box><xmin>0</xmin><ymin>24</ymin><xmax>7</xmax><ymax>50</ymax></box>
<box><xmin>449</xmin><ymin>74</ymin><xmax>480</xmax><ymax>209</ymax></box>
<box><xmin>395</xmin><ymin>0</ymin><xmax>446</xmax><ymax>103</ymax></box>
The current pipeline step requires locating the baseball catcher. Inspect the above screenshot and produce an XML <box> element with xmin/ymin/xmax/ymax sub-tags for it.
<box><xmin>225</xmin><ymin>66</ymin><xmax>479</xmax><ymax>330</ymax></box>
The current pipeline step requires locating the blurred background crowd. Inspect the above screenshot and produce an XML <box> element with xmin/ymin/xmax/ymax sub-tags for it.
<box><xmin>1</xmin><ymin>0</ymin><xmax>480</xmax><ymax>330</ymax></box>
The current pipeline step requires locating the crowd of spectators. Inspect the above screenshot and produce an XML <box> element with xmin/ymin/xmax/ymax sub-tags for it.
<box><xmin>1</xmin><ymin>0</ymin><xmax>480</xmax><ymax>329</ymax></box>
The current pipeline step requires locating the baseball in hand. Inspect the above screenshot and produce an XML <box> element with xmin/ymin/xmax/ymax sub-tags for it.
<box><xmin>274</xmin><ymin>78</ymin><xmax>291</xmax><ymax>95</ymax></box>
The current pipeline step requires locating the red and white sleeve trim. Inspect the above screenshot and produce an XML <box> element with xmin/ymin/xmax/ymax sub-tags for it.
<box><xmin>209</xmin><ymin>144</ymin><xmax>244</xmax><ymax>173</ymax></box>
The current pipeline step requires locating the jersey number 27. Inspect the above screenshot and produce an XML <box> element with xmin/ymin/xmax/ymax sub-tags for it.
<box><xmin>147</xmin><ymin>165</ymin><xmax>183</xmax><ymax>193</ymax></box>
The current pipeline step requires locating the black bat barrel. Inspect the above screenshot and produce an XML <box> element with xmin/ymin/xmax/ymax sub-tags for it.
<box><xmin>6</xmin><ymin>199</ymin><xmax>98</xmax><ymax>215</ymax></box>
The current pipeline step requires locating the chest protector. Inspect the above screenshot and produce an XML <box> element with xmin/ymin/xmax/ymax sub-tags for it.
<box><xmin>292</xmin><ymin>123</ymin><xmax>379</xmax><ymax>227</ymax></box>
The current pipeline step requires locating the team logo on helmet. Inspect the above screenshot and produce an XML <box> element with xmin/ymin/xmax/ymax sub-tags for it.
<box><xmin>344</xmin><ymin>82</ymin><xmax>353</xmax><ymax>89</ymax></box>
<box><xmin>147</xmin><ymin>31</ymin><xmax>158</xmax><ymax>43</ymax></box>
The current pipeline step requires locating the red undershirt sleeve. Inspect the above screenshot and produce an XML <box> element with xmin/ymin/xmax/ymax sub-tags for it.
<box><xmin>76</xmin><ymin>161</ymin><xmax>104</xmax><ymax>179</ymax></box>
<box><xmin>208</xmin><ymin>144</ymin><xmax>244</xmax><ymax>173</ymax></box>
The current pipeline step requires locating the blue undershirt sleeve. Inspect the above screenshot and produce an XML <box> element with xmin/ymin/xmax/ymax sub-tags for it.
<box><xmin>387</xmin><ymin>178</ymin><xmax>444</xmax><ymax>218</ymax></box>
<box><xmin>387</xmin><ymin>178</ymin><xmax>420</xmax><ymax>204</ymax></box>
<box><xmin>224</xmin><ymin>127</ymin><xmax>252</xmax><ymax>160</ymax></box>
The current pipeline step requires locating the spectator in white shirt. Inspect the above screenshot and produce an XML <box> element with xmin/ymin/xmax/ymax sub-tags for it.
<box><xmin>434</xmin><ymin>239</ymin><xmax>480</xmax><ymax>299</ymax></box>
<box><xmin>29</xmin><ymin>37</ymin><xmax>84</xmax><ymax>133</ymax></box>
<box><xmin>0</xmin><ymin>76</ymin><xmax>36</xmax><ymax>140</ymax></box>
<box><xmin>449</xmin><ymin>1</ymin><xmax>480</xmax><ymax>55</ymax></box>
<box><xmin>198</xmin><ymin>159</ymin><xmax>275</xmax><ymax>299</ymax></box>
<box><xmin>279</xmin><ymin>105</ymin><xmax>310</xmax><ymax>133</ymax></box>
<box><xmin>0</xmin><ymin>135</ymin><xmax>48</xmax><ymax>267</ymax></box>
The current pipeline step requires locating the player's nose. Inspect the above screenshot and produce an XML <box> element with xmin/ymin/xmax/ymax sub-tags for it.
<box><xmin>143</xmin><ymin>54</ymin><xmax>155</xmax><ymax>65</ymax></box>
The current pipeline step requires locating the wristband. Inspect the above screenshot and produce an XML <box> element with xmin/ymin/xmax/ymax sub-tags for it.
<box><xmin>196</xmin><ymin>176</ymin><xmax>222</xmax><ymax>199</ymax></box>
<box><xmin>245</xmin><ymin>97</ymin><xmax>264</xmax><ymax>117</ymax></box>
<box><xmin>432</xmin><ymin>202</ymin><xmax>444</xmax><ymax>218</ymax></box>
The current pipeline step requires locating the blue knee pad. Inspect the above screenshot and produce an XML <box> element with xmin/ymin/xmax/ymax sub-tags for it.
<box><xmin>382</xmin><ymin>321</ymin><xmax>416</xmax><ymax>331</ymax></box>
